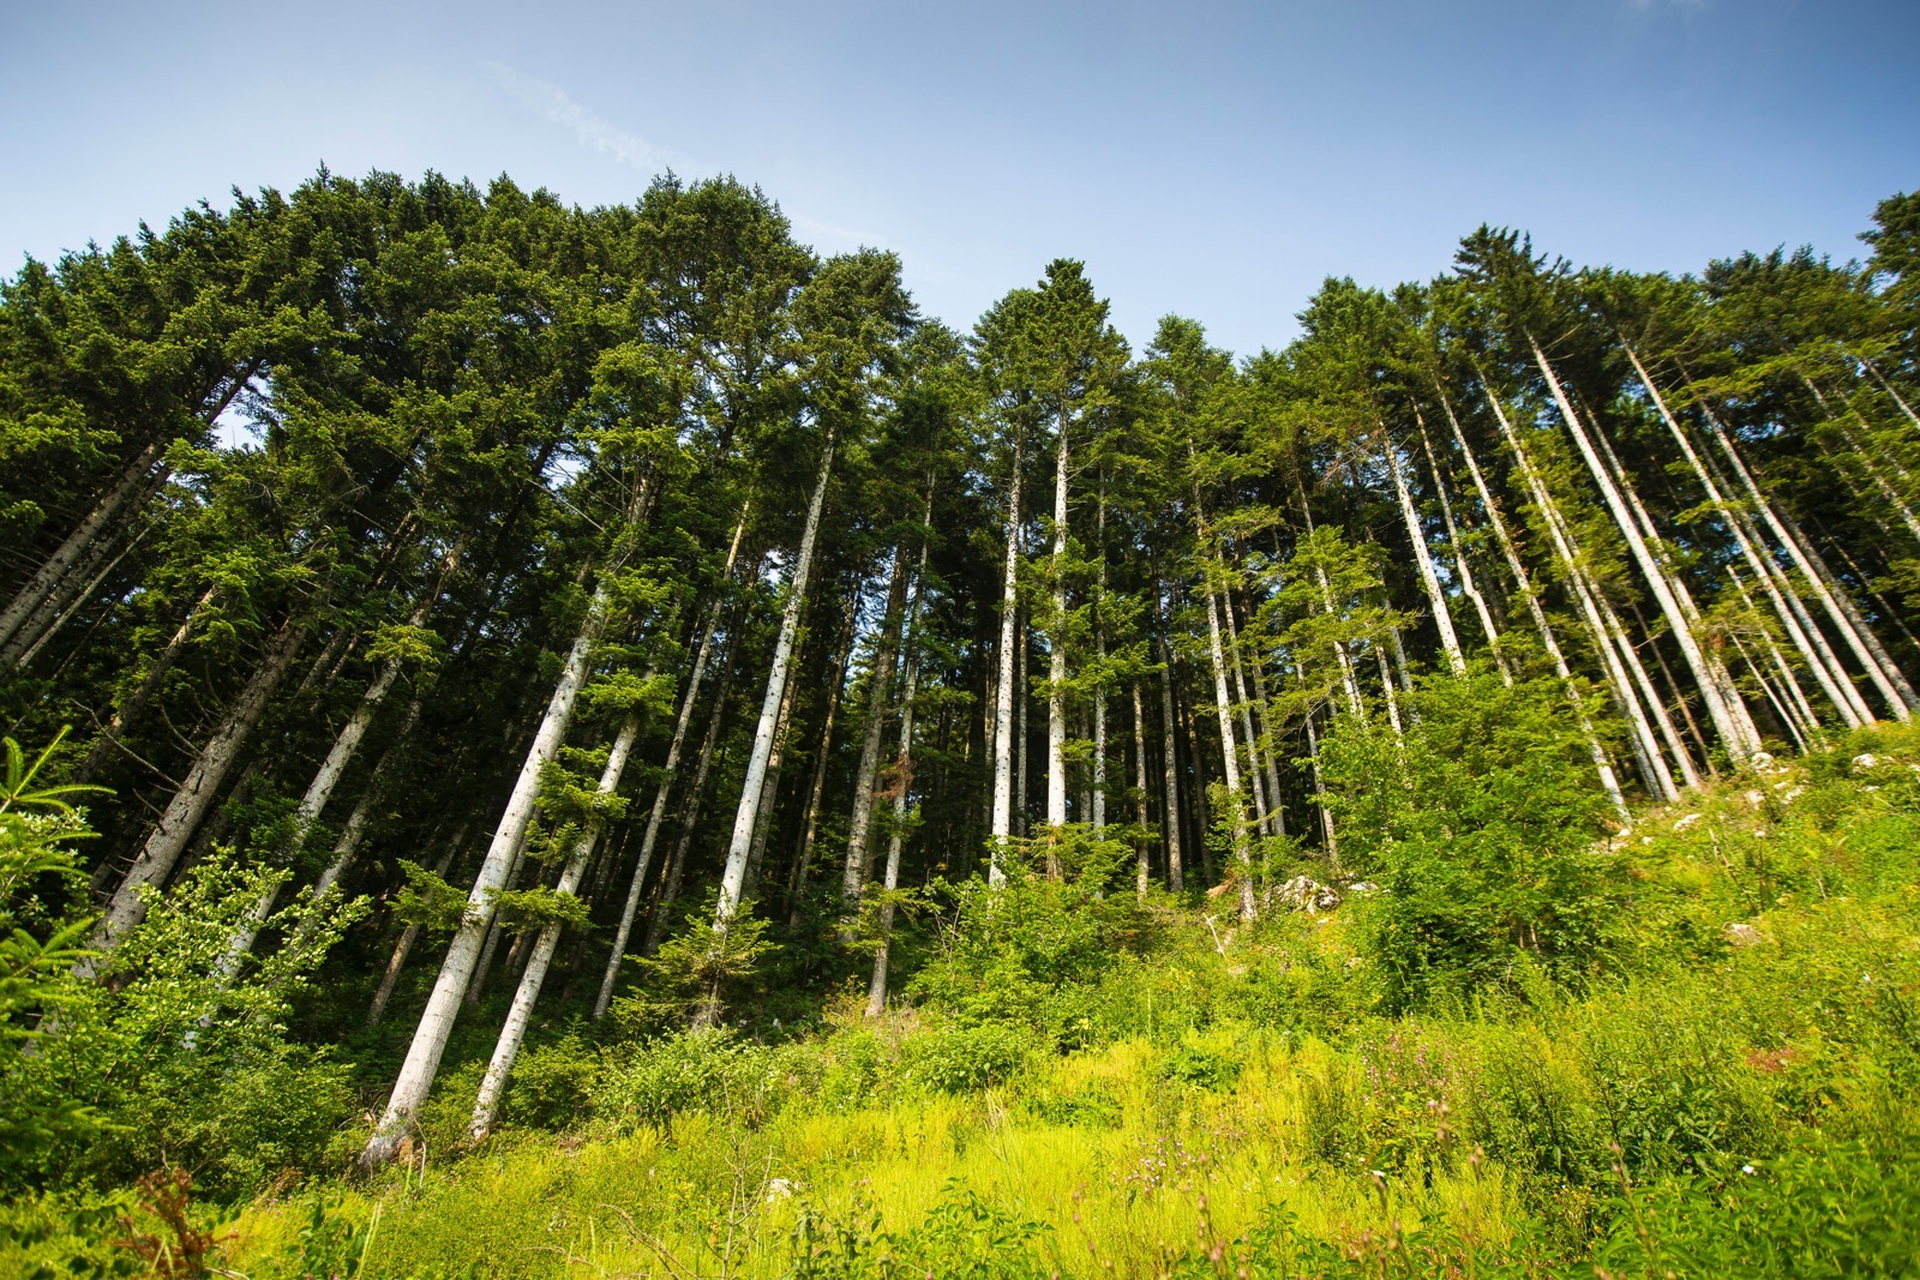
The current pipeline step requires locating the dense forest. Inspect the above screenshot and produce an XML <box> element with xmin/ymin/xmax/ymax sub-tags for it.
<box><xmin>3</xmin><ymin>171</ymin><xmax>1919</xmax><ymax>1277</ymax></box>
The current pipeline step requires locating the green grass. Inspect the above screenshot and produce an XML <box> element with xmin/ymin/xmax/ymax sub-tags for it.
<box><xmin>10</xmin><ymin>728</ymin><xmax>1920</xmax><ymax>1278</ymax></box>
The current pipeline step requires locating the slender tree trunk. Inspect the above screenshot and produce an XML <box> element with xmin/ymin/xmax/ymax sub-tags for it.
<box><xmin>864</xmin><ymin>515</ymin><xmax>931</xmax><ymax>1018</ymax></box>
<box><xmin>1414</xmin><ymin>407</ymin><xmax>1508</xmax><ymax>682</ymax></box>
<box><xmin>743</xmin><ymin>652</ymin><xmax>802</xmax><ymax>902</ymax></box>
<box><xmin>592</xmin><ymin>508</ymin><xmax>750</xmax><ymax>1018</ymax></box>
<box><xmin>471</xmin><ymin>706</ymin><xmax>644</xmax><ymax>1138</ymax></box>
<box><xmin>1705</xmin><ymin>411</ymin><xmax>1896</xmax><ymax>722</ymax></box>
<box><xmin>1302</xmin><ymin>693</ymin><xmax>1338</xmax><ymax>866</ymax></box>
<box><xmin>76</xmin><ymin>618</ymin><xmax>310</xmax><ymax>972</ymax></box>
<box><xmin>1218</xmin><ymin>583</ymin><xmax>1274</xmax><ymax>835</ymax></box>
<box><xmin>1600</xmin><ymin>594</ymin><xmax>1703</xmax><ymax>790</ymax></box>
<box><xmin>1385</xmin><ymin>429</ymin><xmax>1466</xmax><ymax>675</ymax></box>
<box><xmin>1155</xmin><ymin>597</ymin><xmax>1185</xmax><ymax>893</ymax></box>
<box><xmin>0</xmin><ymin>441</ymin><xmax>164</xmax><ymax>656</ymax></box>
<box><xmin>1532</xmin><ymin>340</ymin><xmax>1755</xmax><ymax>761</ymax></box>
<box><xmin>787</xmin><ymin>594</ymin><xmax>857</xmax><ymax>930</ymax></box>
<box><xmin>359</xmin><ymin>578</ymin><xmax>611</xmax><ymax>1172</ymax></box>
<box><xmin>1045</xmin><ymin>418</ymin><xmax>1071</xmax><ymax>857</ymax></box>
<box><xmin>644</xmin><ymin>649</ymin><xmax>735</xmax><ymax>956</ymax></box>
<box><xmin>76</xmin><ymin>585</ymin><xmax>218</xmax><ymax>784</ymax></box>
<box><xmin>1092</xmin><ymin>488</ymin><xmax>1108</xmax><ymax>834</ymax></box>
<box><xmin>989</xmin><ymin>439</ymin><xmax>1022</xmax><ymax>885</ymax></box>
<box><xmin>368</xmin><ymin>827</ymin><xmax>464</xmax><ymax>1029</ymax></box>
<box><xmin>1132</xmin><ymin>683</ymin><xmax>1151</xmax><ymax>897</ymax></box>
<box><xmin>1457</xmin><ymin>382</ymin><xmax>1631</xmax><ymax>818</ymax></box>
<box><xmin>1200</xmin><ymin>578</ymin><xmax>1255</xmax><ymax>921</ymax></box>
<box><xmin>714</xmin><ymin>430</ymin><xmax>835</xmax><ymax>931</ymax></box>
<box><xmin>845</xmin><ymin>550</ymin><xmax>912</xmax><ymax>900</ymax></box>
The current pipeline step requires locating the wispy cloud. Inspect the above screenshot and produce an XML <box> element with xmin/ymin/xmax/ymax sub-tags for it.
<box><xmin>1625</xmin><ymin>0</ymin><xmax>1706</xmax><ymax>10</ymax></box>
<box><xmin>485</xmin><ymin>62</ymin><xmax>666</xmax><ymax>170</ymax></box>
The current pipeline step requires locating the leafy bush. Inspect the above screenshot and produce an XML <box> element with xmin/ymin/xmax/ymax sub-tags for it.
<box><xmin>1317</xmin><ymin>670</ymin><xmax>1623</xmax><ymax>1009</ymax></box>
<box><xmin>900</xmin><ymin>1020</ymin><xmax>1035</xmax><ymax>1094</ymax></box>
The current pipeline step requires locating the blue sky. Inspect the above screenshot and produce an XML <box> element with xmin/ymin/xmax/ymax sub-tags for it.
<box><xmin>3</xmin><ymin>1</ymin><xmax>1913</xmax><ymax>357</ymax></box>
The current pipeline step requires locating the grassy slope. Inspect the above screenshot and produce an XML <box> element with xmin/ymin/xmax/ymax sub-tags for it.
<box><xmin>16</xmin><ymin>728</ymin><xmax>1920</xmax><ymax>1278</ymax></box>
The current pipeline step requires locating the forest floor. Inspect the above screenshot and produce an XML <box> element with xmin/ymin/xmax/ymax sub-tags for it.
<box><xmin>12</xmin><ymin>728</ymin><xmax>1920</xmax><ymax>1278</ymax></box>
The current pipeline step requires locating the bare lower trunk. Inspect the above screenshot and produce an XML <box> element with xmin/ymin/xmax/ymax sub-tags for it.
<box><xmin>471</xmin><ymin>706</ymin><xmax>644</xmax><ymax>1138</ymax></box>
<box><xmin>1414</xmin><ymin>407</ymin><xmax>1508</xmax><ymax>682</ymax></box>
<box><xmin>1045</xmin><ymin>423</ymin><xmax>1070</xmax><ymax>850</ymax></box>
<box><xmin>989</xmin><ymin>439</ymin><xmax>1023</xmax><ymax>884</ymax></box>
<box><xmin>1452</xmin><ymin>382</ymin><xmax>1629</xmax><ymax>820</ymax></box>
<box><xmin>1386</xmin><ymin>430</ymin><xmax>1465</xmax><ymax>674</ymax></box>
<box><xmin>845</xmin><ymin>551</ymin><xmax>912</xmax><ymax>900</ymax></box>
<box><xmin>359</xmin><ymin>582</ymin><xmax>609</xmax><ymax>1173</ymax></box>
<box><xmin>367</xmin><ymin>829</ymin><xmax>464</xmax><ymax>1029</ymax></box>
<box><xmin>644</xmin><ymin>656</ymin><xmax>734</xmax><ymax>956</ymax></box>
<box><xmin>1219</xmin><ymin>585</ymin><xmax>1273</xmax><ymax>835</ymax></box>
<box><xmin>1155</xmin><ymin>603</ymin><xmax>1185</xmax><ymax>893</ymax></box>
<box><xmin>77</xmin><ymin>619</ymin><xmax>310</xmax><ymax>972</ymax></box>
<box><xmin>1132</xmin><ymin>684</ymin><xmax>1151</xmax><ymax>897</ymax></box>
<box><xmin>788</xmin><ymin>596</ymin><xmax>857</xmax><ymax>929</ymax></box>
<box><xmin>865</xmin><ymin>531</ymin><xmax>930</xmax><ymax>1017</ymax></box>
<box><xmin>1201</xmin><ymin>582</ymin><xmax>1255</xmax><ymax>921</ymax></box>
<box><xmin>714</xmin><ymin>430</ymin><xmax>834</xmax><ymax>930</ymax></box>
<box><xmin>1533</xmin><ymin>340</ymin><xmax>1752</xmax><ymax>760</ymax></box>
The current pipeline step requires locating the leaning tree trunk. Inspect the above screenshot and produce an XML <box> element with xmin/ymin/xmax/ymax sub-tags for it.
<box><xmin>75</xmin><ymin>584</ymin><xmax>219</xmax><ymax>784</ymax></box>
<box><xmin>367</xmin><ymin>826</ymin><xmax>465</xmax><ymax>1029</ymax></box>
<box><xmin>713</xmin><ymin>429</ymin><xmax>835</xmax><ymax>931</ymax></box>
<box><xmin>0</xmin><ymin>440</ymin><xmax>165</xmax><ymax>657</ymax></box>
<box><xmin>1219</xmin><ymin>583</ymin><xmax>1275</xmax><ymax>836</ymax></box>
<box><xmin>471</xmin><ymin>705</ymin><xmax>645</xmax><ymax>1138</ymax></box>
<box><xmin>1625</xmin><ymin>344</ymin><xmax>1870</xmax><ymax>729</ymax></box>
<box><xmin>1705</xmin><ymin>407</ymin><xmax>1899</xmax><ymax>723</ymax></box>
<box><xmin>592</xmin><ymin>507</ymin><xmax>750</xmax><ymax>1020</ymax></box>
<box><xmin>1200</xmin><ymin>573</ymin><xmax>1256</xmax><ymax>922</ymax></box>
<box><xmin>989</xmin><ymin>436</ymin><xmax>1024</xmax><ymax>885</ymax></box>
<box><xmin>643</xmin><ymin>647</ymin><xmax>736</xmax><ymax>957</ymax></box>
<box><xmin>358</xmin><ymin>581</ymin><xmax>611</xmax><ymax>1172</ymax></box>
<box><xmin>1494</xmin><ymin>393</ymin><xmax>1680</xmax><ymax>801</ymax></box>
<box><xmin>76</xmin><ymin>618</ymin><xmax>310</xmax><ymax>974</ymax></box>
<box><xmin>1448</xmin><ymin>382</ymin><xmax>1629</xmax><ymax>819</ymax></box>
<box><xmin>1385</xmin><ymin>428</ymin><xmax>1466</xmax><ymax>675</ymax></box>
<box><xmin>1531</xmin><ymin>340</ymin><xmax>1755</xmax><ymax>762</ymax></box>
<box><xmin>1413</xmin><ymin>407</ymin><xmax>1508</xmax><ymax>683</ymax></box>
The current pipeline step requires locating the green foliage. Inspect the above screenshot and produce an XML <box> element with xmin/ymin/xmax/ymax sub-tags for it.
<box><xmin>1317</xmin><ymin>669</ymin><xmax>1623</xmax><ymax>1009</ymax></box>
<box><xmin>784</xmin><ymin>1182</ymin><xmax>1050</xmax><ymax>1280</ymax></box>
<box><xmin>390</xmin><ymin>859</ymin><xmax>468</xmax><ymax>933</ymax></box>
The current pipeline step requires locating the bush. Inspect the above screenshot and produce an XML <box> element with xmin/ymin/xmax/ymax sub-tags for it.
<box><xmin>900</xmin><ymin>1021</ymin><xmax>1035</xmax><ymax>1094</ymax></box>
<box><xmin>1317</xmin><ymin>670</ymin><xmax>1623</xmax><ymax>1010</ymax></box>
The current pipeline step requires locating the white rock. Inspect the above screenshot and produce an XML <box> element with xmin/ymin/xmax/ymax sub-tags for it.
<box><xmin>1674</xmin><ymin>813</ymin><xmax>1703</xmax><ymax>831</ymax></box>
<box><xmin>1853</xmin><ymin>753</ymin><xmax>1880</xmax><ymax>773</ymax></box>
<box><xmin>1725</xmin><ymin>922</ymin><xmax>1763</xmax><ymax>947</ymax></box>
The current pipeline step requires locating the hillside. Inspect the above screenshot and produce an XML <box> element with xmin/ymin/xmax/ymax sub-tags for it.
<box><xmin>2</xmin><ymin>173</ymin><xmax>1919</xmax><ymax>1276</ymax></box>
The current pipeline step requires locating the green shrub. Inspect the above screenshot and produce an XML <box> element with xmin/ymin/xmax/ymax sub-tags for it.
<box><xmin>900</xmin><ymin>1021</ymin><xmax>1036</xmax><ymax>1094</ymax></box>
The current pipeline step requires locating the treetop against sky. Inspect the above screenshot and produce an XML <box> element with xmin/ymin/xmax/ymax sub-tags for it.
<box><xmin>2</xmin><ymin>0</ymin><xmax>1915</xmax><ymax>355</ymax></box>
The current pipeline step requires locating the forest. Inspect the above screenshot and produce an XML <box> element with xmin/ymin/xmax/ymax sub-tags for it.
<box><xmin>2</xmin><ymin>169</ymin><xmax>1918</xmax><ymax>1277</ymax></box>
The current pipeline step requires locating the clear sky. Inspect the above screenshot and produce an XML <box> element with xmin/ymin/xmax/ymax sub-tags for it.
<box><xmin>3</xmin><ymin>1</ymin><xmax>1913</xmax><ymax>357</ymax></box>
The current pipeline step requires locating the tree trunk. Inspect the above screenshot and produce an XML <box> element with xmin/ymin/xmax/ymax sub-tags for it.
<box><xmin>0</xmin><ymin>441</ymin><xmax>164</xmax><ymax>656</ymax></box>
<box><xmin>1413</xmin><ymin>407</ymin><xmax>1508</xmax><ymax>683</ymax></box>
<box><xmin>644</xmin><ymin>648</ymin><xmax>735</xmax><ymax>956</ymax></box>
<box><xmin>1532</xmin><ymin>339</ymin><xmax>1754</xmax><ymax>761</ymax></box>
<box><xmin>1451</xmin><ymin>382</ymin><xmax>1630</xmax><ymax>820</ymax></box>
<box><xmin>864</xmin><ymin>517</ymin><xmax>931</xmax><ymax>1017</ymax></box>
<box><xmin>76</xmin><ymin>618</ymin><xmax>310</xmax><ymax>972</ymax></box>
<box><xmin>358</xmin><ymin>582</ymin><xmax>610</xmax><ymax>1172</ymax></box>
<box><xmin>367</xmin><ymin>828</ymin><xmax>464</xmax><ymax>1029</ymax></box>
<box><xmin>989</xmin><ymin>437</ymin><xmax>1023</xmax><ymax>884</ymax></box>
<box><xmin>471</xmin><ymin>706</ymin><xmax>645</xmax><ymax>1138</ymax></box>
<box><xmin>1045</xmin><ymin>419</ymin><xmax>1071</xmax><ymax>853</ymax></box>
<box><xmin>592</xmin><ymin>507</ymin><xmax>750</xmax><ymax>1019</ymax></box>
<box><xmin>845</xmin><ymin>550</ymin><xmax>912</xmax><ymax>900</ymax></box>
<box><xmin>1132</xmin><ymin>683</ymin><xmax>1151</xmax><ymax>897</ymax></box>
<box><xmin>787</xmin><ymin>594</ymin><xmax>858</xmax><ymax>930</ymax></box>
<box><xmin>1155</xmin><ymin>599</ymin><xmax>1185</xmax><ymax>893</ymax></box>
<box><xmin>714</xmin><ymin>429</ymin><xmax>835</xmax><ymax>930</ymax></box>
<box><xmin>1385</xmin><ymin>429</ymin><xmax>1466</xmax><ymax>675</ymax></box>
<box><xmin>1200</xmin><ymin>580</ymin><xmax>1255</xmax><ymax>921</ymax></box>
<box><xmin>1219</xmin><ymin>584</ymin><xmax>1274</xmax><ymax>835</ymax></box>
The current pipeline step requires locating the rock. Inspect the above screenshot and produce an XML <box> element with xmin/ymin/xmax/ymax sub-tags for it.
<box><xmin>1751</xmin><ymin>751</ymin><xmax>1777</xmax><ymax>773</ymax></box>
<box><xmin>1744</xmin><ymin>789</ymin><xmax>1765</xmax><ymax>809</ymax></box>
<box><xmin>765</xmin><ymin>1177</ymin><xmax>794</xmax><ymax>1202</ymax></box>
<box><xmin>1674</xmin><ymin>813</ymin><xmax>1702</xmax><ymax>831</ymax></box>
<box><xmin>1853</xmin><ymin>752</ymin><xmax>1880</xmax><ymax>773</ymax></box>
<box><xmin>1725</xmin><ymin>922</ymin><xmax>1764</xmax><ymax>947</ymax></box>
<box><xmin>1270</xmin><ymin>875</ymin><xmax>1341</xmax><ymax>913</ymax></box>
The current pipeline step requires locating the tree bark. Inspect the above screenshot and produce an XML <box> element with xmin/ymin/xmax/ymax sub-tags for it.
<box><xmin>714</xmin><ymin>429</ymin><xmax>835</xmax><ymax>929</ymax></box>
<box><xmin>359</xmin><ymin>581</ymin><xmax>610</xmax><ymax>1172</ymax></box>
<box><xmin>1385</xmin><ymin>429</ymin><xmax>1466</xmax><ymax>675</ymax></box>
<box><xmin>845</xmin><ymin>550</ymin><xmax>912</xmax><ymax>900</ymax></box>
<box><xmin>989</xmin><ymin>437</ymin><xmax>1023</xmax><ymax>884</ymax></box>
